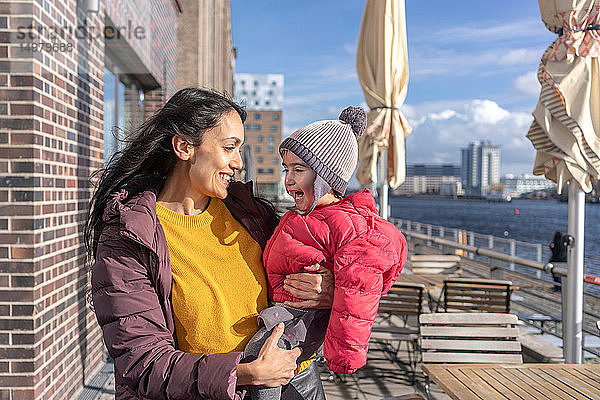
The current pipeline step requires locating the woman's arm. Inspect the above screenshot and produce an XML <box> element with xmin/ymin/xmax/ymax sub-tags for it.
<box><xmin>282</xmin><ymin>264</ymin><xmax>334</xmax><ymax>309</ymax></box>
<box><xmin>94</xmin><ymin>238</ymin><xmax>299</xmax><ymax>399</ymax></box>
<box><xmin>93</xmin><ymin>238</ymin><xmax>243</xmax><ymax>399</ymax></box>
<box><xmin>236</xmin><ymin>323</ymin><xmax>301</xmax><ymax>386</ymax></box>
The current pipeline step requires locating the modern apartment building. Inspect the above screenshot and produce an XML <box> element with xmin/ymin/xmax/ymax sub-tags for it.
<box><xmin>234</xmin><ymin>74</ymin><xmax>284</xmax><ymax>198</ymax></box>
<box><xmin>243</xmin><ymin>110</ymin><xmax>283</xmax><ymax>198</ymax></box>
<box><xmin>461</xmin><ymin>140</ymin><xmax>501</xmax><ymax>196</ymax></box>
<box><xmin>393</xmin><ymin>164</ymin><xmax>462</xmax><ymax>195</ymax></box>
<box><xmin>234</xmin><ymin>73</ymin><xmax>283</xmax><ymax>109</ymax></box>
<box><xmin>501</xmin><ymin>174</ymin><xmax>556</xmax><ymax>196</ymax></box>
<box><xmin>0</xmin><ymin>1</ymin><xmax>234</xmax><ymax>398</ymax></box>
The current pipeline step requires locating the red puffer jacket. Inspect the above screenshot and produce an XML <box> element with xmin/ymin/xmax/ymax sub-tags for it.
<box><xmin>263</xmin><ymin>189</ymin><xmax>407</xmax><ymax>374</ymax></box>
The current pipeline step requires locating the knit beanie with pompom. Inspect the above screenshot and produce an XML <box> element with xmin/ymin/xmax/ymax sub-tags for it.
<box><xmin>279</xmin><ymin>106</ymin><xmax>366</xmax><ymax>215</ymax></box>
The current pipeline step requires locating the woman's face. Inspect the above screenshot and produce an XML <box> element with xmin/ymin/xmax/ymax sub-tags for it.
<box><xmin>282</xmin><ymin>151</ymin><xmax>316</xmax><ymax>212</ymax></box>
<box><xmin>188</xmin><ymin>110</ymin><xmax>244</xmax><ymax>199</ymax></box>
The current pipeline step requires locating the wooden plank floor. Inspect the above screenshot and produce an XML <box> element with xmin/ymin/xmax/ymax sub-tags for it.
<box><xmin>320</xmin><ymin>344</ymin><xmax>450</xmax><ymax>400</ymax></box>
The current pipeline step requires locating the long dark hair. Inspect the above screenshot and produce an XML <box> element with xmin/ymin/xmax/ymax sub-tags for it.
<box><xmin>84</xmin><ymin>88</ymin><xmax>247</xmax><ymax>259</ymax></box>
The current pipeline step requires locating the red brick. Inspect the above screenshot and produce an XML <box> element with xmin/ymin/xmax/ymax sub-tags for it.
<box><xmin>11</xmin><ymin>361</ymin><xmax>34</xmax><ymax>373</ymax></box>
<box><xmin>0</xmin><ymin>375</ymin><xmax>34</xmax><ymax>386</ymax></box>
<box><xmin>12</xmin><ymin>389</ymin><xmax>34</xmax><ymax>400</ymax></box>
<box><xmin>11</xmin><ymin>247</ymin><xmax>34</xmax><ymax>259</ymax></box>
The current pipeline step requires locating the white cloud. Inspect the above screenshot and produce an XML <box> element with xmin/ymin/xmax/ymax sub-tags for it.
<box><xmin>316</xmin><ymin>65</ymin><xmax>357</xmax><ymax>81</ymax></box>
<box><xmin>403</xmin><ymin>99</ymin><xmax>534</xmax><ymax>174</ymax></box>
<box><xmin>433</xmin><ymin>19</ymin><xmax>549</xmax><ymax>43</ymax></box>
<box><xmin>467</xmin><ymin>99</ymin><xmax>510</xmax><ymax>124</ymax></box>
<box><xmin>499</xmin><ymin>48</ymin><xmax>541</xmax><ymax>66</ymax></box>
<box><xmin>429</xmin><ymin>109</ymin><xmax>460</xmax><ymax>121</ymax></box>
<box><xmin>342</xmin><ymin>42</ymin><xmax>356</xmax><ymax>55</ymax></box>
<box><xmin>513</xmin><ymin>71</ymin><xmax>540</xmax><ymax>97</ymax></box>
<box><xmin>410</xmin><ymin>46</ymin><xmax>544</xmax><ymax>79</ymax></box>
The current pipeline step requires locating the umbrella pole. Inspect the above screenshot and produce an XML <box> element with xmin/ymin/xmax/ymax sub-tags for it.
<box><xmin>379</xmin><ymin>148</ymin><xmax>389</xmax><ymax>220</ymax></box>
<box><xmin>564</xmin><ymin>179</ymin><xmax>585</xmax><ymax>363</ymax></box>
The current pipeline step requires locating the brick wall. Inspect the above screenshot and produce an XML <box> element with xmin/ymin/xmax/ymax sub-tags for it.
<box><xmin>0</xmin><ymin>1</ymin><xmax>106</xmax><ymax>398</ymax></box>
<box><xmin>0</xmin><ymin>0</ymin><xmax>179</xmax><ymax>397</ymax></box>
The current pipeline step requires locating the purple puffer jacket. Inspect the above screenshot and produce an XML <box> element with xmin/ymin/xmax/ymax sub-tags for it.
<box><xmin>92</xmin><ymin>181</ymin><xmax>278</xmax><ymax>400</ymax></box>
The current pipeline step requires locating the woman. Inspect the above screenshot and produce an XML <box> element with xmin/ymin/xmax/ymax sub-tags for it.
<box><xmin>85</xmin><ymin>88</ymin><xmax>333</xmax><ymax>399</ymax></box>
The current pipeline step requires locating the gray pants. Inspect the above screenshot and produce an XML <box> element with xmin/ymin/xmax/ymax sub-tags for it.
<box><xmin>243</xmin><ymin>305</ymin><xmax>329</xmax><ymax>400</ymax></box>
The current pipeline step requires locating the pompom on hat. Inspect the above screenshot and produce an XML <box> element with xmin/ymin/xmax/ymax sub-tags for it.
<box><xmin>280</xmin><ymin>106</ymin><xmax>366</xmax><ymax>214</ymax></box>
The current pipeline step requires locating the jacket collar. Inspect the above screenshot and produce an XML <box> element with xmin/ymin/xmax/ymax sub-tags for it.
<box><xmin>103</xmin><ymin>185</ymin><xmax>160</xmax><ymax>250</ymax></box>
<box><xmin>312</xmin><ymin>188</ymin><xmax>378</xmax><ymax>216</ymax></box>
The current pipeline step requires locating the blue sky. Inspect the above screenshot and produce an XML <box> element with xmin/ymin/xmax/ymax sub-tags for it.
<box><xmin>231</xmin><ymin>0</ymin><xmax>556</xmax><ymax>177</ymax></box>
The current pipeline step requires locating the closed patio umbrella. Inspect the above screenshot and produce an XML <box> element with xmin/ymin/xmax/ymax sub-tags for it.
<box><xmin>526</xmin><ymin>0</ymin><xmax>600</xmax><ymax>363</ymax></box>
<box><xmin>356</xmin><ymin>0</ymin><xmax>412</xmax><ymax>219</ymax></box>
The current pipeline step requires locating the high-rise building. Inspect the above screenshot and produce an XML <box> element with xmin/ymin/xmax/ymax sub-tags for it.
<box><xmin>234</xmin><ymin>74</ymin><xmax>284</xmax><ymax>198</ymax></box>
<box><xmin>461</xmin><ymin>140</ymin><xmax>501</xmax><ymax>196</ymax></box>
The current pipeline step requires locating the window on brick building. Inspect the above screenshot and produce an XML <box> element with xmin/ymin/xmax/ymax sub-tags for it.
<box><xmin>103</xmin><ymin>63</ymin><xmax>144</xmax><ymax>166</ymax></box>
<box><xmin>255</xmin><ymin>146</ymin><xmax>261</xmax><ymax>153</ymax></box>
<box><xmin>255</xmin><ymin>113</ymin><xmax>261</xmax><ymax>120</ymax></box>
<box><xmin>257</xmin><ymin>157</ymin><xmax>263</xmax><ymax>163</ymax></box>
<box><xmin>273</xmin><ymin>114</ymin><xmax>280</xmax><ymax>120</ymax></box>
<box><xmin>257</xmin><ymin>136</ymin><xmax>263</xmax><ymax>142</ymax></box>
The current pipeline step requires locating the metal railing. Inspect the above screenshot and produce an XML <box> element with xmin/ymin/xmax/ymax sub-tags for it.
<box><xmin>391</xmin><ymin>218</ymin><xmax>600</xmax><ymax>360</ymax></box>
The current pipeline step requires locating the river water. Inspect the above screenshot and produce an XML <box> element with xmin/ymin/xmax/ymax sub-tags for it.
<box><xmin>388</xmin><ymin>197</ymin><xmax>600</xmax><ymax>279</ymax></box>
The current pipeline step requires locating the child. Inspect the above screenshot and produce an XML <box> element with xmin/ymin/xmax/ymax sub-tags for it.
<box><xmin>244</xmin><ymin>106</ymin><xmax>407</xmax><ymax>400</ymax></box>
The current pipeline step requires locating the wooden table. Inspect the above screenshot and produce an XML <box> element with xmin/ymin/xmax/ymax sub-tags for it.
<box><xmin>396</xmin><ymin>273</ymin><xmax>455</xmax><ymax>288</ymax></box>
<box><xmin>423</xmin><ymin>363</ymin><xmax>600</xmax><ymax>400</ymax></box>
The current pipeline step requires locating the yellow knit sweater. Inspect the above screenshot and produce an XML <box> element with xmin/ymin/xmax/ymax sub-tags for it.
<box><xmin>156</xmin><ymin>199</ymin><xmax>268</xmax><ymax>354</ymax></box>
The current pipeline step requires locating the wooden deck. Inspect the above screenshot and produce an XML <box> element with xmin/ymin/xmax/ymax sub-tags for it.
<box><xmin>85</xmin><ymin>352</ymin><xmax>450</xmax><ymax>400</ymax></box>
<box><xmin>79</xmin><ymin>239</ymin><xmax>600</xmax><ymax>400</ymax></box>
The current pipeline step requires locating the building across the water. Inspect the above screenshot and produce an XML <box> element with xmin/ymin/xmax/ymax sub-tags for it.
<box><xmin>461</xmin><ymin>140</ymin><xmax>501</xmax><ymax>196</ymax></box>
<box><xmin>501</xmin><ymin>174</ymin><xmax>557</xmax><ymax>196</ymax></box>
<box><xmin>393</xmin><ymin>164</ymin><xmax>463</xmax><ymax>195</ymax></box>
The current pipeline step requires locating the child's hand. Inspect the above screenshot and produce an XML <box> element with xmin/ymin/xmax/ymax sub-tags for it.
<box><xmin>283</xmin><ymin>264</ymin><xmax>334</xmax><ymax>309</ymax></box>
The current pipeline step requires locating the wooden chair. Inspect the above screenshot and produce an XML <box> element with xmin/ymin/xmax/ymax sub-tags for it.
<box><xmin>419</xmin><ymin>312</ymin><xmax>522</xmax><ymax>399</ymax></box>
<box><xmin>371</xmin><ymin>283</ymin><xmax>425</xmax><ymax>373</ymax></box>
<box><xmin>438</xmin><ymin>277</ymin><xmax>512</xmax><ymax>313</ymax></box>
<box><xmin>409</xmin><ymin>254</ymin><xmax>461</xmax><ymax>275</ymax></box>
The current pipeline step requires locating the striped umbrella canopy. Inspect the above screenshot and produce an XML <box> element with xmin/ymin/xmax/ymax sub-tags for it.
<box><xmin>526</xmin><ymin>0</ymin><xmax>600</xmax><ymax>364</ymax></box>
<box><xmin>526</xmin><ymin>0</ymin><xmax>600</xmax><ymax>193</ymax></box>
<box><xmin>356</xmin><ymin>0</ymin><xmax>412</xmax><ymax>193</ymax></box>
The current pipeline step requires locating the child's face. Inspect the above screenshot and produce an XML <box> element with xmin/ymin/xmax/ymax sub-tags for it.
<box><xmin>282</xmin><ymin>151</ymin><xmax>316</xmax><ymax>212</ymax></box>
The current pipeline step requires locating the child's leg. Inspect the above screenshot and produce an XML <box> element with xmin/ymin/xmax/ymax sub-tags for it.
<box><xmin>249</xmin><ymin>383</ymin><xmax>283</xmax><ymax>400</ymax></box>
<box><xmin>243</xmin><ymin>306</ymin><xmax>295</xmax><ymax>400</ymax></box>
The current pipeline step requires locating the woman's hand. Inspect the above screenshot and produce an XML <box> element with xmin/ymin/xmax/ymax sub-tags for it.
<box><xmin>283</xmin><ymin>264</ymin><xmax>334</xmax><ymax>309</ymax></box>
<box><xmin>236</xmin><ymin>323</ymin><xmax>301</xmax><ymax>387</ymax></box>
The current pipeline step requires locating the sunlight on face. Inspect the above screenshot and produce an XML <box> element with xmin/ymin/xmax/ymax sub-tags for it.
<box><xmin>189</xmin><ymin>111</ymin><xmax>245</xmax><ymax>200</ymax></box>
<box><xmin>281</xmin><ymin>151</ymin><xmax>316</xmax><ymax>211</ymax></box>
